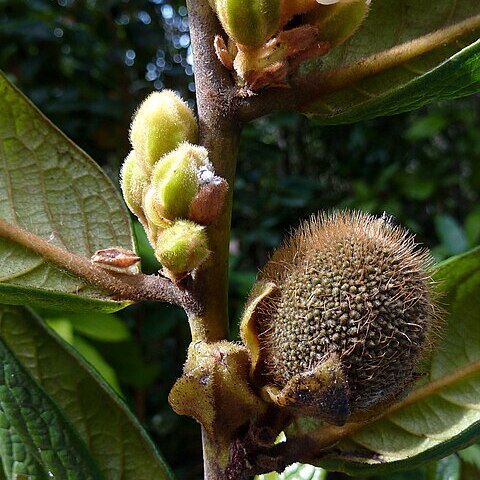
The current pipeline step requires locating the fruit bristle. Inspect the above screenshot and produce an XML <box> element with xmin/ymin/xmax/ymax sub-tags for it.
<box><xmin>257</xmin><ymin>211</ymin><xmax>439</xmax><ymax>412</ymax></box>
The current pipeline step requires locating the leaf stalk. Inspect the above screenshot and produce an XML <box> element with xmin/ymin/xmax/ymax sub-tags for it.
<box><xmin>0</xmin><ymin>218</ymin><xmax>198</xmax><ymax>312</ymax></box>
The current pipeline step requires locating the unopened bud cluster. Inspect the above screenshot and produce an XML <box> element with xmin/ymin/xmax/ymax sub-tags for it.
<box><xmin>211</xmin><ymin>0</ymin><xmax>371</xmax><ymax>90</ymax></box>
<box><xmin>120</xmin><ymin>91</ymin><xmax>228</xmax><ymax>281</ymax></box>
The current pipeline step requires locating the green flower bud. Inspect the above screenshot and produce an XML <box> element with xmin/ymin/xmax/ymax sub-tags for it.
<box><xmin>120</xmin><ymin>151</ymin><xmax>148</xmax><ymax>219</ymax></box>
<box><xmin>241</xmin><ymin>211</ymin><xmax>438</xmax><ymax>425</ymax></box>
<box><xmin>144</xmin><ymin>143</ymin><xmax>212</xmax><ymax>225</ymax></box>
<box><xmin>307</xmin><ymin>0</ymin><xmax>370</xmax><ymax>47</ymax></box>
<box><xmin>130</xmin><ymin>91</ymin><xmax>197</xmax><ymax>170</ymax></box>
<box><xmin>155</xmin><ymin>220</ymin><xmax>210</xmax><ymax>281</ymax></box>
<box><xmin>209</xmin><ymin>0</ymin><xmax>282</xmax><ymax>48</ymax></box>
<box><xmin>153</xmin><ymin>145</ymin><xmax>201</xmax><ymax>220</ymax></box>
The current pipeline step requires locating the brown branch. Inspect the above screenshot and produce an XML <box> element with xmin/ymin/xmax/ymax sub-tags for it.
<box><xmin>274</xmin><ymin>359</ymin><xmax>480</xmax><ymax>467</ymax></box>
<box><xmin>186</xmin><ymin>2</ymin><xmax>244</xmax><ymax>479</ymax></box>
<box><xmin>187</xmin><ymin>0</ymin><xmax>237</xmax><ymax>126</ymax></box>
<box><xmin>239</xmin><ymin>14</ymin><xmax>480</xmax><ymax>121</ymax></box>
<box><xmin>186</xmin><ymin>0</ymin><xmax>240</xmax><ymax>343</ymax></box>
<box><xmin>0</xmin><ymin>218</ymin><xmax>200</xmax><ymax>314</ymax></box>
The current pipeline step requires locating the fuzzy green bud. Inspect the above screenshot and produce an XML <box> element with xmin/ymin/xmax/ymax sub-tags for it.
<box><xmin>152</xmin><ymin>145</ymin><xmax>201</xmax><ymax>220</ymax></box>
<box><xmin>130</xmin><ymin>91</ymin><xmax>197</xmax><ymax>170</ymax></box>
<box><xmin>143</xmin><ymin>143</ymin><xmax>212</xmax><ymax>226</ymax></box>
<box><xmin>209</xmin><ymin>0</ymin><xmax>282</xmax><ymax>48</ymax></box>
<box><xmin>120</xmin><ymin>151</ymin><xmax>148</xmax><ymax>219</ymax></box>
<box><xmin>155</xmin><ymin>220</ymin><xmax>210</xmax><ymax>280</ymax></box>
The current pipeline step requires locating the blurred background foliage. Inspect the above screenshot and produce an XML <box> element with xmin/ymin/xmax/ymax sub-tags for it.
<box><xmin>1</xmin><ymin>1</ymin><xmax>479</xmax><ymax>478</ymax></box>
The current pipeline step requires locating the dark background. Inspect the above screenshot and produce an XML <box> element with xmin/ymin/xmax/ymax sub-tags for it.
<box><xmin>1</xmin><ymin>1</ymin><xmax>479</xmax><ymax>478</ymax></box>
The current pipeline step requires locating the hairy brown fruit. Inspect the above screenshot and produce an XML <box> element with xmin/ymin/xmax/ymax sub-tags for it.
<box><xmin>244</xmin><ymin>211</ymin><xmax>439</xmax><ymax>420</ymax></box>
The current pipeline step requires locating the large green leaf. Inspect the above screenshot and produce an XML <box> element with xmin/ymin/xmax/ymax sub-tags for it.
<box><xmin>0</xmin><ymin>329</ymin><xmax>102</xmax><ymax>479</ymax></box>
<box><xmin>0</xmin><ymin>304</ymin><xmax>174</xmax><ymax>480</ymax></box>
<box><xmin>287</xmin><ymin>247</ymin><xmax>480</xmax><ymax>475</ymax></box>
<box><xmin>0</xmin><ymin>71</ymin><xmax>134</xmax><ymax>312</ymax></box>
<box><xmin>305</xmin><ymin>1</ymin><xmax>480</xmax><ymax>123</ymax></box>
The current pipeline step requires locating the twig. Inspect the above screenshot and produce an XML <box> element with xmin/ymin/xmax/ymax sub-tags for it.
<box><xmin>186</xmin><ymin>1</ymin><xmax>243</xmax><ymax>478</ymax></box>
<box><xmin>186</xmin><ymin>0</ymin><xmax>240</xmax><ymax>342</ymax></box>
<box><xmin>0</xmin><ymin>218</ymin><xmax>200</xmax><ymax>313</ymax></box>
<box><xmin>238</xmin><ymin>14</ymin><xmax>480</xmax><ymax>121</ymax></box>
<box><xmin>187</xmin><ymin>0</ymin><xmax>236</xmax><ymax>127</ymax></box>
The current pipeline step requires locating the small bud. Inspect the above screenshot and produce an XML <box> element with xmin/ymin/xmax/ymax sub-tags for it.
<box><xmin>129</xmin><ymin>91</ymin><xmax>197</xmax><ymax>170</ymax></box>
<box><xmin>120</xmin><ymin>151</ymin><xmax>149</xmax><ymax>220</ymax></box>
<box><xmin>241</xmin><ymin>211</ymin><xmax>439</xmax><ymax>424</ymax></box>
<box><xmin>144</xmin><ymin>143</ymin><xmax>214</xmax><ymax>225</ymax></box>
<box><xmin>233</xmin><ymin>25</ymin><xmax>328</xmax><ymax>90</ymax></box>
<box><xmin>307</xmin><ymin>0</ymin><xmax>370</xmax><ymax>47</ymax></box>
<box><xmin>155</xmin><ymin>220</ymin><xmax>210</xmax><ymax>281</ymax></box>
<box><xmin>209</xmin><ymin>0</ymin><xmax>282</xmax><ymax>48</ymax></box>
<box><xmin>151</xmin><ymin>144</ymin><xmax>202</xmax><ymax>221</ymax></box>
<box><xmin>214</xmin><ymin>35</ymin><xmax>235</xmax><ymax>71</ymax></box>
<box><xmin>91</xmin><ymin>247</ymin><xmax>141</xmax><ymax>275</ymax></box>
<box><xmin>188</xmin><ymin>178</ymin><xmax>229</xmax><ymax>226</ymax></box>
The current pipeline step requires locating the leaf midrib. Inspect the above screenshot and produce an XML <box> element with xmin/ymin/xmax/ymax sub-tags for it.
<box><xmin>315</xmin><ymin>14</ymin><xmax>480</xmax><ymax>96</ymax></box>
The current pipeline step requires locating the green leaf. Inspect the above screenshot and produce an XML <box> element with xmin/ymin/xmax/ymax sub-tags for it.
<box><xmin>46</xmin><ymin>317</ymin><xmax>74</xmax><ymax>343</ymax></box>
<box><xmin>400</xmin><ymin>176</ymin><xmax>436</xmax><ymax>201</ymax></box>
<box><xmin>288</xmin><ymin>247</ymin><xmax>480</xmax><ymax>475</ymax></box>
<box><xmin>305</xmin><ymin>2</ymin><xmax>480</xmax><ymax>123</ymax></box>
<box><xmin>435</xmin><ymin>214</ymin><xmax>469</xmax><ymax>256</ymax></box>
<box><xmin>405</xmin><ymin>114</ymin><xmax>449</xmax><ymax>142</ymax></box>
<box><xmin>94</xmin><ymin>340</ymin><xmax>160</xmax><ymax>388</ymax></box>
<box><xmin>459</xmin><ymin>445</ymin><xmax>480</xmax><ymax>480</ymax></box>
<box><xmin>133</xmin><ymin>221</ymin><xmax>160</xmax><ymax>274</ymax></box>
<box><xmin>0</xmin><ymin>304</ymin><xmax>174</xmax><ymax>480</ymax></box>
<box><xmin>426</xmin><ymin>455</ymin><xmax>461</xmax><ymax>480</ymax></box>
<box><xmin>0</xmin><ymin>71</ymin><xmax>135</xmax><ymax>312</ymax></box>
<box><xmin>47</xmin><ymin>312</ymin><xmax>131</xmax><ymax>343</ymax></box>
<box><xmin>459</xmin><ymin>444</ymin><xmax>480</xmax><ymax>480</ymax></box>
<box><xmin>0</xmin><ymin>322</ymin><xmax>102</xmax><ymax>479</ymax></box>
<box><xmin>46</xmin><ymin>315</ymin><xmax>122</xmax><ymax>393</ymax></box>
<box><xmin>458</xmin><ymin>443</ymin><xmax>480</xmax><ymax>470</ymax></box>
<box><xmin>72</xmin><ymin>336</ymin><xmax>122</xmax><ymax>395</ymax></box>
